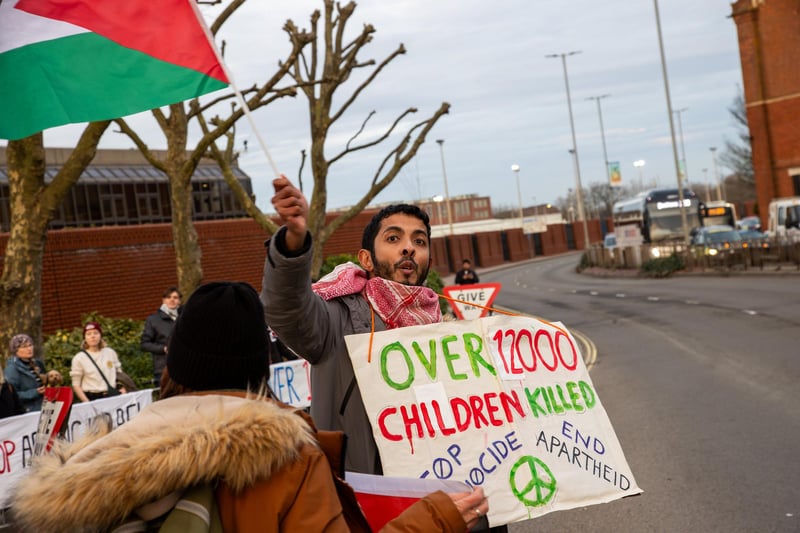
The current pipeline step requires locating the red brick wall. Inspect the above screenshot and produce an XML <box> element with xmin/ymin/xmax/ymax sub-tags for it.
<box><xmin>430</xmin><ymin>238</ymin><xmax>451</xmax><ymax>275</ymax></box>
<box><xmin>1</xmin><ymin>216</ymin><xmax>586</xmax><ymax>334</ymax></box>
<box><xmin>732</xmin><ymin>0</ymin><xmax>800</xmax><ymax>223</ymax></box>
<box><xmin>505</xmin><ymin>229</ymin><xmax>533</xmax><ymax>262</ymax></box>
<box><xmin>0</xmin><ymin>219</ymin><xmax>273</xmax><ymax>334</ymax></box>
<box><xmin>541</xmin><ymin>224</ymin><xmax>570</xmax><ymax>255</ymax></box>
<box><xmin>474</xmin><ymin>232</ymin><xmax>505</xmax><ymax>267</ymax></box>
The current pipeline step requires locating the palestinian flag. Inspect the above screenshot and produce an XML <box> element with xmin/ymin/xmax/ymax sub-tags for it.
<box><xmin>0</xmin><ymin>0</ymin><xmax>230</xmax><ymax>140</ymax></box>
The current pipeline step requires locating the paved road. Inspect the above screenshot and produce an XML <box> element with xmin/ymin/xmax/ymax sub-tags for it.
<box><xmin>475</xmin><ymin>254</ymin><xmax>800</xmax><ymax>532</ymax></box>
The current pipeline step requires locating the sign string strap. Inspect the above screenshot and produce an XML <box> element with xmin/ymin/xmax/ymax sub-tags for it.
<box><xmin>367</xmin><ymin>303</ymin><xmax>376</xmax><ymax>363</ymax></box>
<box><xmin>436</xmin><ymin>293</ymin><xmax>572</xmax><ymax>336</ymax></box>
<box><xmin>437</xmin><ymin>293</ymin><xmax>519</xmax><ymax>316</ymax></box>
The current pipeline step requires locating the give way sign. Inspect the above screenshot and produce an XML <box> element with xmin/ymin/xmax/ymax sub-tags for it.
<box><xmin>442</xmin><ymin>282</ymin><xmax>502</xmax><ymax>320</ymax></box>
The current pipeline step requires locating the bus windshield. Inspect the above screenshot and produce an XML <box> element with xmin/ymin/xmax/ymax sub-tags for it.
<box><xmin>646</xmin><ymin>205</ymin><xmax>701</xmax><ymax>241</ymax></box>
<box><xmin>701</xmin><ymin>202</ymin><xmax>736</xmax><ymax>227</ymax></box>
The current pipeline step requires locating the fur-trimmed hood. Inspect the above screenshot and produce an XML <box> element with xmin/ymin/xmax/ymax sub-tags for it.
<box><xmin>11</xmin><ymin>393</ymin><xmax>317</xmax><ymax>532</ymax></box>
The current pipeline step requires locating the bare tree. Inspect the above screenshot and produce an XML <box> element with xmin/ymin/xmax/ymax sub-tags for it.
<box><xmin>0</xmin><ymin>124</ymin><xmax>110</xmax><ymax>360</ymax></box>
<box><xmin>279</xmin><ymin>0</ymin><xmax>450</xmax><ymax>277</ymax></box>
<box><xmin>115</xmin><ymin>1</ymin><xmax>313</xmax><ymax>298</ymax></box>
<box><xmin>720</xmin><ymin>89</ymin><xmax>754</xmax><ymax>185</ymax></box>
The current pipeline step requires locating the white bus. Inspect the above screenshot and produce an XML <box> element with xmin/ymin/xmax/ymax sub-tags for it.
<box><xmin>701</xmin><ymin>201</ymin><xmax>737</xmax><ymax>228</ymax></box>
<box><xmin>612</xmin><ymin>188</ymin><xmax>703</xmax><ymax>244</ymax></box>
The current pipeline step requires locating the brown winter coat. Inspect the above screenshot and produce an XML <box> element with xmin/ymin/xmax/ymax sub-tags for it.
<box><xmin>10</xmin><ymin>392</ymin><xmax>466</xmax><ymax>532</ymax></box>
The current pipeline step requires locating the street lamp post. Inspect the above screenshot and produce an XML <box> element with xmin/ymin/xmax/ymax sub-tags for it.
<box><xmin>586</xmin><ymin>94</ymin><xmax>611</xmax><ymax>185</ymax></box>
<box><xmin>432</xmin><ymin>195</ymin><xmax>444</xmax><ymax>226</ymax></box>
<box><xmin>511</xmin><ymin>164</ymin><xmax>524</xmax><ymax>223</ymax></box>
<box><xmin>652</xmin><ymin>0</ymin><xmax>690</xmax><ymax>245</ymax></box>
<box><xmin>673</xmin><ymin>107</ymin><xmax>689</xmax><ymax>183</ymax></box>
<box><xmin>435</xmin><ymin>139</ymin><xmax>454</xmax><ymax>235</ymax></box>
<box><xmin>546</xmin><ymin>51</ymin><xmax>590</xmax><ymax>250</ymax></box>
<box><xmin>710</xmin><ymin>146</ymin><xmax>723</xmax><ymax>201</ymax></box>
<box><xmin>633</xmin><ymin>159</ymin><xmax>646</xmax><ymax>190</ymax></box>
<box><xmin>701</xmin><ymin>168</ymin><xmax>710</xmax><ymax>202</ymax></box>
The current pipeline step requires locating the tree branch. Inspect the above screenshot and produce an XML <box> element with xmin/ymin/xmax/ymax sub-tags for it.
<box><xmin>319</xmin><ymin>102</ymin><xmax>449</xmax><ymax>242</ymax></box>
<box><xmin>330</xmin><ymin>108</ymin><xmax>414</xmax><ymax>165</ymax></box>
<box><xmin>113</xmin><ymin>118</ymin><xmax>167</xmax><ymax>172</ymax></box>
<box><xmin>209</xmin><ymin>0</ymin><xmax>247</xmax><ymax>35</ymax></box>
<box><xmin>197</xmin><ymin>112</ymin><xmax>278</xmax><ymax>232</ymax></box>
<box><xmin>330</xmin><ymin>42</ymin><xmax>406</xmax><ymax>124</ymax></box>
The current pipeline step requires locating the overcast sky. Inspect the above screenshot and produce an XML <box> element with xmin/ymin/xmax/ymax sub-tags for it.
<box><xmin>18</xmin><ymin>0</ymin><xmax>744</xmax><ymax>214</ymax></box>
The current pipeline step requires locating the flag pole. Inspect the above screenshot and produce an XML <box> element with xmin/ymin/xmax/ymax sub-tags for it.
<box><xmin>191</xmin><ymin>2</ymin><xmax>281</xmax><ymax>180</ymax></box>
<box><xmin>218</xmin><ymin>63</ymin><xmax>282</xmax><ymax>180</ymax></box>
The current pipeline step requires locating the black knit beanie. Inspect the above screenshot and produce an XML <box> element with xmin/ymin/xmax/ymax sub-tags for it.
<box><xmin>167</xmin><ymin>281</ymin><xmax>270</xmax><ymax>391</ymax></box>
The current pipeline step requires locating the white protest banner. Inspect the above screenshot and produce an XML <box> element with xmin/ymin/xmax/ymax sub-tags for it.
<box><xmin>345</xmin><ymin>315</ymin><xmax>641</xmax><ymax>526</ymax></box>
<box><xmin>268</xmin><ymin>359</ymin><xmax>311</xmax><ymax>408</ymax></box>
<box><xmin>0</xmin><ymin>389</ymin><xmax>155</xmax><ymax>508</ymax></box>
<box><xmin>442</xmin><ymin>282</ymin><xmax>501</xmax><ymax>320</ymax></box>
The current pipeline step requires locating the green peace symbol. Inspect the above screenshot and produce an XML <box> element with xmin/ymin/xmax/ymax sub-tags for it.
<box><xmin>509</xmin><ymin>455</ymin><xmax>557</xmax><ymax>507</ymax></box>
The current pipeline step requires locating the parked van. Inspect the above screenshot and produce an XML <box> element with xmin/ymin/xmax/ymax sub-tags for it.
<box><xmin>767</xmin><ymin>197</ymin><xmax>800</xmax><ymax>243</ymax></box>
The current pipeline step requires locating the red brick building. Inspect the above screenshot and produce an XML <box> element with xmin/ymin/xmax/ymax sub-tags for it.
<box><xmin>731</xmin><ymin>0</ymin><xmax>800</xmax><ymax>222</ymax></box>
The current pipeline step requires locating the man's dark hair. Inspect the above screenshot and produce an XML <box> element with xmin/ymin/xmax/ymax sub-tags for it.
<box><xmin>361</xmin><ymin>204</ymin><xmax>431</xmax><ymax>252</ymax></box>
<box><xmin>462</xmin><ymin>259</ymin><xmax>471</xmax><ymax>265</ymax></box>
<box><xmin>162</xmin><ymin>286</ymin><xmax>182</xmax><ymax>298</ymax></box>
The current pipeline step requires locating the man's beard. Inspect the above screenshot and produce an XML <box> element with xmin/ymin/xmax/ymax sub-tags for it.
<box><xmin>372</xmin><ymin>254</ymin><xmax>429</xmax><ymax>286</ymax></box>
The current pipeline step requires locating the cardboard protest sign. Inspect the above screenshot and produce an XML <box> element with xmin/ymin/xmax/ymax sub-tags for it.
<box><xmin>442</xmin><ymin>283</ymin><xmax>502</xmax><ymax>320</ymax></box>
<box><xmin>33</xmin><ymin>387</ymin><xmax>74</xmax><ymax>456</ymax></box>
<box><xmin>268</xmin><ymin>359</ymin><xmax>311</xmax><ymax>408</ymax></box>
<box><xmin>344</xmin><ymin>315</ymin><xmax>641</xmax><ymax>526</ymax></box>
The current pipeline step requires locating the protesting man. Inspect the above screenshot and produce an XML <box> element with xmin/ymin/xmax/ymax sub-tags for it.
<box><xmin>261</xmin><ymin>176</ymin><xmax>443</xmax><ymax>475</ymax></box>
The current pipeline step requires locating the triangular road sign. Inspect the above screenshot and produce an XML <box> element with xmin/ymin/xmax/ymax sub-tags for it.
<box><xmin>442</xmin><ymin>282</ymin><xmax>502</xmax><ymax>320</ymax></box>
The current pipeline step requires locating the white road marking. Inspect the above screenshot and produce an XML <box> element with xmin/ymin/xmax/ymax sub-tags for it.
<box><xmin>616</xmin><ymin>293</ymin><xmax>626</xmax><ymax>298</ymax></box>
<box><xmin>743</xmin><ymin>309</ymin><xmax>758</xmax><ymax>315</ymax></box>
<box><xmin>647</xmin><ymin>296</ymin><xmax>660</xmax><ymax>301</ymax></box>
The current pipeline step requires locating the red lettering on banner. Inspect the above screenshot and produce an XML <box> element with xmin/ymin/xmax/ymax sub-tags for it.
<box><xmin>376</xmin><ymin>391</ymin><xmax>527</xmax><ymax>449</ymax></box>
<box><xmin>492</xmin><ymin>326</ymin><xmax>580</xmax><ymax>375</ymax></box>
<box><xmin>378</xmin><ymin>408</ymin><xmax>403</xmax><ymax>442</ymax></box>
<box><xmin>1</xmin><ymin>440</ymin><xmax>16</xmax><ymax>474</ymax></box>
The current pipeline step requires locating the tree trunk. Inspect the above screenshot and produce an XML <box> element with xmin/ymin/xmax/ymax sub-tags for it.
<box><xmin>308</xmin><ymin>139</ymin><xmax>330</xmax><ymax>278</ymax></box>
<box><xmin>0</xmin><ymin>123</ymin><xmax>109</xmax><ymax>361</ymax></box>
<box><xmin>170</xmin><ymin>174</ymin><xmax>203</xmax><ymax>300</ymax></box>
<box><xmin>0</xmin><ymin>136</ymin><xmax>46</xmax><ymax>361</ymax></box>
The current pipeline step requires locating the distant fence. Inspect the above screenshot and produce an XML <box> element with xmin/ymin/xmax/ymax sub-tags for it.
<box><xmin>585</xmin><ymin>241</ymin><xmax>800</xmax><ymax>272</ymax></box>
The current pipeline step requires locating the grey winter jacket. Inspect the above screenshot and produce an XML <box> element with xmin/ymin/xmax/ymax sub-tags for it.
<box><xmin>261</xmin><ymin>228</ymin><xmax>385</xmax><ymax>474</ymax></box>
<box><xmin>141</xmin><ymin>308</ymin><xmax>178</xmax><ymax>380</ymax></box>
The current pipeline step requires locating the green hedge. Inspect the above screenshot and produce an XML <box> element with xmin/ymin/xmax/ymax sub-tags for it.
<box><xmin>43</xmin><ymin>313</ymin><xmax>154</xmax><ymax>390</ymax></box>
<box><xmin>640</xmin><ymin>253</ymin><xmax>686</xmax><ymax>278</ymax></box>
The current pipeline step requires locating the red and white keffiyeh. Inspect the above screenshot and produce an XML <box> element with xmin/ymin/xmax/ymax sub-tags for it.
<box><xmin>312</xmin><ymin>262</ymin><xmax>442</xmax><ymax>329</ymax></box>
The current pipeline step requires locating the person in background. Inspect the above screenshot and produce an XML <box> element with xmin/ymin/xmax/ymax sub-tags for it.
<box><xmin>141</xmin><ymin>286</ymin><xmax>182</xmax><ymax>385</ymax></box>
<box><xmin>70</xmin><ymin>322</ymin><xmax>125</xmax><ymax>402</ymax></box>
<box><xmin>11</xmin><ymin>281</ymin><xmax>487</xmax><ymax>532</ymax></box>
<box><xmin>0</xmin><ymin>366</ymin><xmax>24</xmax><ymax>419</ymax></box>
<box><xmin>454</xmin><ymin>258</ymin><xmax>480</xmax><ymax>285</ymax></box>
<box><xmin>4</xmin><ymin>334</ymin><xmax>62</xmax><ymax>412</ymax></box>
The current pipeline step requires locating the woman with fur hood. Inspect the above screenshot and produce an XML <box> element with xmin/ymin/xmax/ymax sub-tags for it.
<box><xmin>11</xmin><ymin>281</ymin><xmax>487</xmax><ymax>532</ymax></box>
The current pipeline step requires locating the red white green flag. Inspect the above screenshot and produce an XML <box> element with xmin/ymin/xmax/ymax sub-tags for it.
<box><xmin>0</xmin><ymin>0</ymin><xmax>230</xmax><ymax>140</ymax></box>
